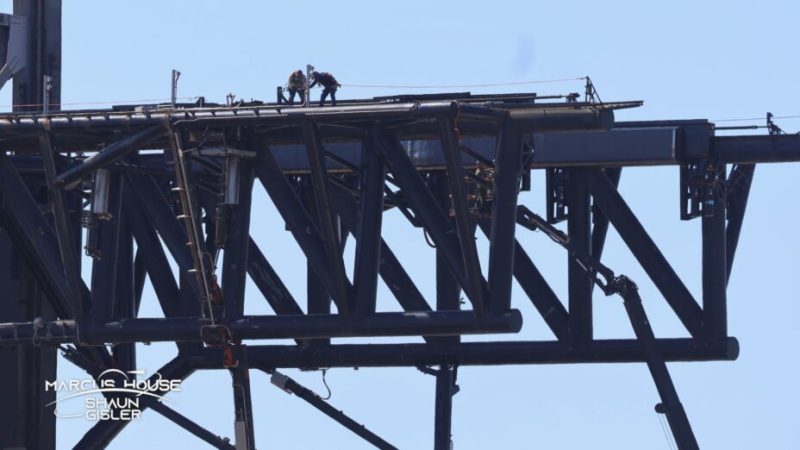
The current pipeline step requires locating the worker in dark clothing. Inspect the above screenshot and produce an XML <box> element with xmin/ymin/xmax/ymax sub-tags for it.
<box><xmin>286</xmin><ymin>69</ymin><xmax>307</xmax><ymax>105</ymax></box>
<box><xmin>309</xmin><ymin>70</ymin><xmax>341</xmax><ymax>106</ymax></box>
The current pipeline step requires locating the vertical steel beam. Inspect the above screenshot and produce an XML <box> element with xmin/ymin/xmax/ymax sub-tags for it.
<box><xmin>432</xmin><ymin>174</ymin><xmax>462</xmax><ymax>346</ymax></box>
<box><xmin>0</xmin><ymin>156</ymin><xmax>72</xmax><ymax>317</ymax></box>
<box><xmin>90</xmin><ymin>171</ymin><xmax>123</xmax><ymax>326</ymax></box>
<box><xmin>38</xmin><ymin>131</ymin><xmax>85</xmax><ymax>325</ymax></box>
<box><xmin>230</xmin><ymin>366</ymin><xmax>256</xmax><ymax>450</ymax></box>
<box><xmin>330</xmin><ymin>185</ymin><xmax>433</xmax><ymax>313</ymax></box>
<box><xmin>302</xmin><ymin>118</ymin><xmax>351</xmax><ymax>314</ymax></box>
<box><xmin>702</xmin><ymin>164</ymin><xmax>727</xmax><ymax>339</ymax></box>
<box><xmin>307</xmin><ymin>259</ymin><xmax>330</xmax><ymax>317</ymax></box>
<box><xmin>12</xmin><ymin>0</ymin><xmax>61</xmax><ymax>112</ymax></box>
<box><xmin>222</xmin><ymin>158</ymin><xmax>254</xmax><ymax>321</ymax></box>
<box><xmin>479</xmin><ymin>221</ymin><xmax>570</xmax><ymax>341</ymax></box>
<box><xmin>487</xmin><ymin>120</ymin><xmax>523</xmax><ymax>314</ymax></box>
<box><xmin>197</xmin><ymin>190</ymin><xmax>219</xmax><ymax>257</ymax></box>
<box><xmin>0</xmin><ymin>156</ymin><xmax>112</xmax><ymax>393</ymax></box>
<box><xmin>436</xmin><ymin>253</ymin><xmax>462</xmax><ymax>339</ymax></box>
<box><xmin>21</xmin><ymin>25</ymin><xmax>76</xmax><ymax>425</ymax></box>
<box><xmin>567</xmin><ymin>169</ymin><xmax>593</xmax><ymax>344</ymax></box>
<box><xmin>434</xmin><ymin>365</ymin><xmax>456</xmax><ymax>450</ymax></box>
<box><xmin>304</xmin><ymin>183</ymin><xmax>332</xmax><ymax>346</ymax></box>
<box><xmin>133</xmin><ymin>250</ymin><xmax>146</xmax><ymax>315</ymax></box>
<box><xmin>197</xmin><ymin>181</ymin><xmax>306</xmax><ymax>340</ymax></box>
<box><xmin>439</xmin><ymin>117</ymin><xmax>485</xmax><ymax>314</ymax></box>
<box><xmin>353</xmin><ymin>130</ymin><xmax>385</xmax><ymax>316</ymax></box>
<box><xmin>112</xmin><ymin>188</ymin><xmax>136</xmax><ymax>371</ymax></box>
<box><xmin>0</xmin><ymin>225</ymin><xmax>56</xmax><ymax>450</ymax></box>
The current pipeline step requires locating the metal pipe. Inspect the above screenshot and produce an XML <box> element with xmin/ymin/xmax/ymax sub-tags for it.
<box><xmin>223</xmin><ymin>155</ymin><xmax>241</xmax><ymax>205</ymax></box>
<box><xmin>230</xmin><ymin>366</ymin><xmax>256</xmax><ymax>450</ymax></box>
<box><xmin>0</xmin><ymin>310</ymin><xmax>523</xmax><ymax>344</ymax></box>
<box><xmin>90</xmin><ymin>168</ymin><xmax>111</xmax><ymax>216</ymax></box>
<box><xmin>509</xmin><ymin>107</ymin><xmax>614</xmax><ymax>133</ymax></box>
<box><xmin>53</xmin><ymin>125</ymin><xmax>164</xmax><ymax>190</ymax></box>
<box><xmin>42</xmin><ymin>75</ymin><xmax>53</xmax><ymax>114</ymax></box>
<box><xmin>171</xmin><ymin>69</ymin><xmax>180</xmax><ymax>108</ymax></box>
<box><xmin>187</xmin><ymin>338</ymin><xmax>740</xmax><ymax>369</ymax></box>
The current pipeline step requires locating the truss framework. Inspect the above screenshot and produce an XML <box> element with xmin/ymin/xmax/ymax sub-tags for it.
<box><xmin>0</xmin><ymin>92</ymin><xmax>796</xmax><ymax>449</ymax></box>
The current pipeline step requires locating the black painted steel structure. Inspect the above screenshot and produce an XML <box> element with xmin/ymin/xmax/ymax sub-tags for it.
<box><xmin>0</xmin><ymin>85</ymin><xmax>798</xmax><ymax>449</ymax></box>
<box><xmin>0</xmin><ymin>2</ymin><xmax>62</xmax><ymax>449</ymax></box>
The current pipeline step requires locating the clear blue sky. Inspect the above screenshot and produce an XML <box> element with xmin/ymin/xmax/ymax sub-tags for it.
<box><xmin>2</xmin><ymin>1</ymin><xmax>798</xmax><ymax>448</ymax></box>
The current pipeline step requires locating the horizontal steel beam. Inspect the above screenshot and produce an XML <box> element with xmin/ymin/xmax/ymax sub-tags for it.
<box><xmin>0</xmin><ymin>100</ymin><xmax>617</xmax><ymax>132</ymax></box>
<box><xmin>0</xmin><ymin>100</ymin><xmax>619</xmax><ymax>153</ymax></box>
<box><xmin>269</xmin><ymin>129</ymin><xmax>800</xmax><ymax>174</ymax></box>
<box><xmin>716</xmin><ymin>133</ymin><xmax>800</xmax><ymax>163</ymax></box>
<box><xmin>533</xmin><ymin>126</ymin><xmax>800</xmax><ymax>167</ymax></box>
<box><xmin>0</xmin><ymin>310</ymin><xmax>522</xmax><ymax>344</ymax></box>
<box><xmin>5</xmin><ymin>106</ymin><xmax>799</xmax><ymax>169</ymax></box>
<box><xmin>532</xmin><ymin>126</ymin><xmax>682</xmax><ymax>167</ymax></box>
<box><xmin>187</xmin><ymin>338</ymin><xmax>739</xmax><ymax>369</ymax></box>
